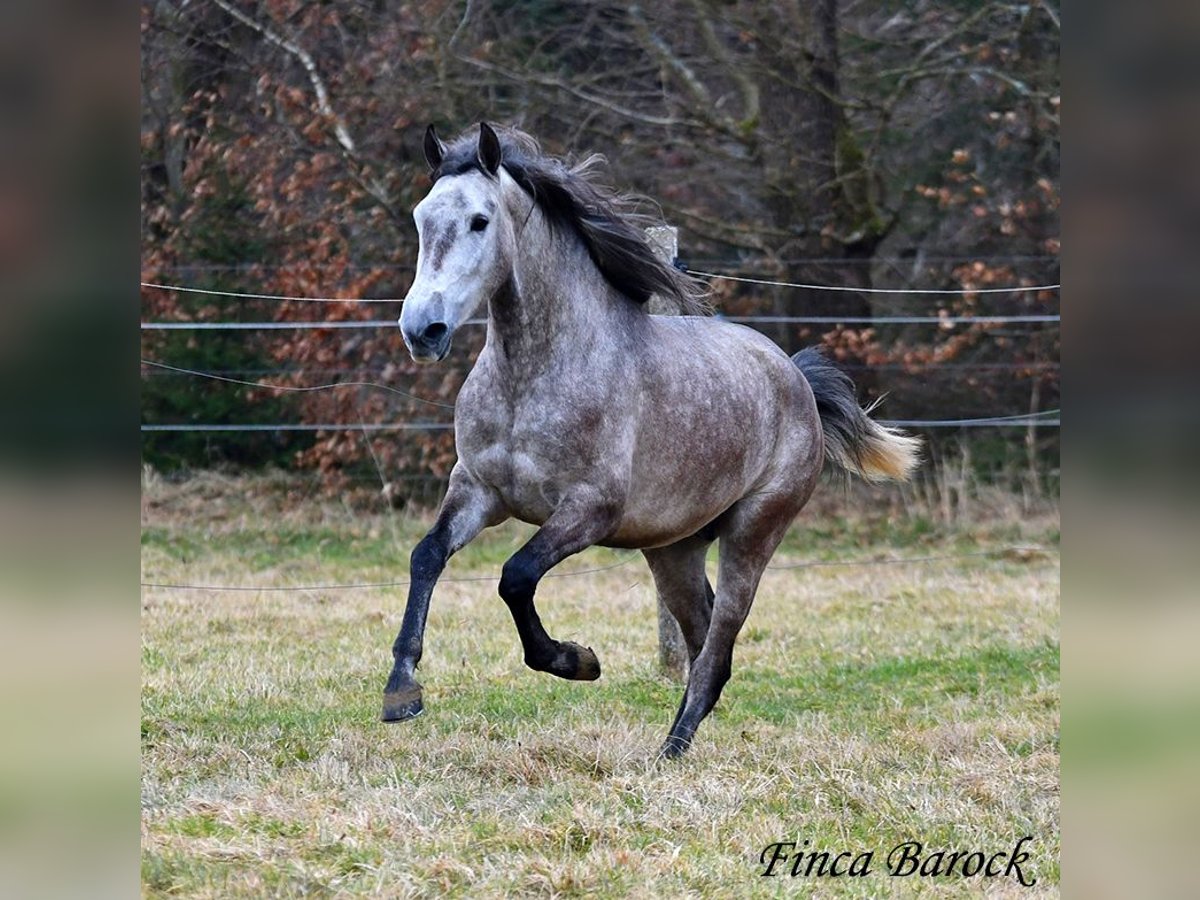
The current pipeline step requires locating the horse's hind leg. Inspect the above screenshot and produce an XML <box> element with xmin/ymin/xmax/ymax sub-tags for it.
<box><xmin>660</xmin><ymin>493</ymin><xmax>802</xmax><ymax>758</ymax></box>
<box><xmin>498</xmin><ymin>493</ymin><xmax>620</xmax><ymax>681</ymax></box>
<box><xmin>642</xmin><ymin>535</ymin><xmax>715</xmax><ymax>667</ymax></box>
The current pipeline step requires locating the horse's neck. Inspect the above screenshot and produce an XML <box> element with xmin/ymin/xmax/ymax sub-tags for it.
<box><xmin>485</xmin><ymin>220</ymin><xmax>632</xmax><ymax>372</ymax></box>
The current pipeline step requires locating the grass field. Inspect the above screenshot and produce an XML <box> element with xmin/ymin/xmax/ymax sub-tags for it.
<box><xmin>141</xmin><ymin>471</ymin><xmax>1060</xmax><ymax>897</ymax></box>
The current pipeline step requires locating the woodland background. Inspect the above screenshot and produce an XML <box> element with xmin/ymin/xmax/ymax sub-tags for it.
<box><xmin>140</xmin><ymin>0</ymin><xmax>1060</xmax><ymax>500</ymax></box>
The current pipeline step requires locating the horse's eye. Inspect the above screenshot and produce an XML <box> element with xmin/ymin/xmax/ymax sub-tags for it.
<box><xmin>469</xmin><ymin>215</ymin><xmax>489</xmax><ymax>232</ymax></box>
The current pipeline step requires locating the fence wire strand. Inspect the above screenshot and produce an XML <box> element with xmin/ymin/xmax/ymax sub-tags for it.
<box><xmin>141</xmin><ymin>262</ymin><xmax>1060</xmax><ymax>429</ymax></box>
<box><xmin>141</xmin><ymin>267</ymin><xmax>1060</xmax><ymax>304</ymax></box>
<box><xmin>141</xmin><ymin>359</ymin><xmax>455</xmax><ymax>409</ymax></box>
<box><xmin>140</xmin><ymin>359</ymin><xmax>1059</xmax><ymax>431</ymax></box>
<box><xmin>140</xmin><ymin>545</ymin><xmax>1056</xmax><ymax>593</ymax></box>
<box><xmin>687</xmin><ymin>270</ymin><xmax>1060</xmax><ymax>295</ymax></box>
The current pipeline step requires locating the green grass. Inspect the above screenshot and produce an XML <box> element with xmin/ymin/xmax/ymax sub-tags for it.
<box><xmin>141</xmin><ymin>472</ymin><xmax>1060</xmax><ymax>897</ymax></box>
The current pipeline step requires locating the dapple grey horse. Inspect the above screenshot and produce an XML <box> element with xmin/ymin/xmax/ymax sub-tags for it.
<box><xmin>385</xmin><ymin>123</ymin><xmax>920</xmax><ymax>757</ymax></box>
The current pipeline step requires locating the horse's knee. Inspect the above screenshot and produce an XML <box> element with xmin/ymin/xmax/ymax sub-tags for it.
<box><xmin>499</xmin><ymin>555</ymin><xmax>538</xmax><ymax>605</ymax></box>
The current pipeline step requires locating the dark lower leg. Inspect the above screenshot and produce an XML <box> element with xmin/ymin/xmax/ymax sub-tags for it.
<box><xmin>656</xmin><ymin>491</ymin><xmax>805</xmax><ymax>757</ymax></box>
<box><xmin>642</xmin><ymin>538</ymin><xmax>715</xmax><ymax>666</ymax></box>
<box><xmin>381</xmin><ymin>532</ymin><xmax>447</xmax><ymax>720</ymax></box>
<box><xmin>661</xmin><ymin>645</ymin><xmax>734</xmax><ymax>757</ymax></box>
<box><xmin>496</xmin><ymin>496</ymin><xmax>619</xmax><ymax>682</ymax></box>
<box><xmin>381</xmin><ymin>471</ymin><xmax>502</xmax><ymax>722</ymax></box>
<box><xmin>499</xmin><ymin>555</ymin><xmax>601</xmax><ymax>680</ymax></box>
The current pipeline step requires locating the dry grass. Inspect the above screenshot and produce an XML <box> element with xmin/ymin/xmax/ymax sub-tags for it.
<box><xmin>141</xmin><ymin>471</ymin><xmax>1059</xmax><ymax>897</ymax></box>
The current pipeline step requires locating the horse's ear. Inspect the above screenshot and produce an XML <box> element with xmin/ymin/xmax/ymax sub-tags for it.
<box><xmin>477</xmin><ymin>122</ymin><xmax>502</xmax><ymax>176</ymax></box>
<box><xmin>423</xmin><ymin>124</ymin><xmax>446</xmax><ymax>172</ymax></box>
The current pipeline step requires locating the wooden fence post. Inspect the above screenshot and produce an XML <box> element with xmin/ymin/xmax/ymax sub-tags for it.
<box><xmin>644</xmin><ymin>225</ymin><xmax>688</xmax><ymax>681</ymax></box>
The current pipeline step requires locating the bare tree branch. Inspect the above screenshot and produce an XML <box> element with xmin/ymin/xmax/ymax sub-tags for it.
<box><xmin>211</xmin><ymin>0</ymin><xmax>400</xmax><ymax>223</ymax></box>
<box><xmin>626</xmin><ymin>4</ymin><xmax>742</xmax><ymax>138</ymax></box>
<box><xmin>448</xmin><ymin>0</ymin><xmax>478</xmax><ymax>50</ymax></box>
<box><xmin>455</xmin><ymin>53</ymin><xmax>687</xmax><ymax>129</ymax></box>
<box><xmin>1037</xmin><ymin>1</ymin><xmax>1060</xmax><ymax>30</ymax></box>
<box><xmin>626</xmin><ymin>6</ymin><xmax>710</xmax><ymax>107</ymax></box>
<box><xmin>686</xmin><ymin>0</ymin><xmax>759</xmax><ymax>130</ymax></box>
<box><xmin>212</xmin><ymin>0</ymin><xmax>355</xmax><ymax>154</ymax></box>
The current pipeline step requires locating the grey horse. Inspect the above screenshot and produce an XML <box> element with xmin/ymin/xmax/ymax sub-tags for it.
<box><xmin>385</xmin><ymin>123</ymin><xmax>920</xmax><ymax>757</ymax></box>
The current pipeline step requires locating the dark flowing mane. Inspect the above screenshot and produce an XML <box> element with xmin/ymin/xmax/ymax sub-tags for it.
<box><xmin>432</xmin><ymin>125</ymin><xmax>709</xmax><ymax>315</ymax></box>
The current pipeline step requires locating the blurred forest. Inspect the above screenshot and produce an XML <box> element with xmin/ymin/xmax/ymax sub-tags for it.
<box><xmin>140</xmin><ymin>0</ymin><xmax>1059</xmax><ymax>498</ymax></box>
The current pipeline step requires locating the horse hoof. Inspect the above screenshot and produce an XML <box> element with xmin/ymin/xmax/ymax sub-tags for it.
<box><xmin>381</xmin><ymin>685</ymin><xmax>424</xmax><ymax>722</ymax></box>
<box><xmin>547</xmin><ymin>641</ymin><xmax>602</xmax><ymax>681</ymax></box>
<box><xmin>658</xmin><ymin>736</ymin><xmax>690</xmax><ymax>760</ymax></box>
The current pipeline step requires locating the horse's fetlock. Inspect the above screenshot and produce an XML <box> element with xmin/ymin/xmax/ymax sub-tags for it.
<box><xmin>524</xmin><ymin>649</ymin><xmax>551</xmax><ymax>671</ymax></box>
<box><xmin>393</xmin><ymin>636</ymin><xmax>422</xmax><ymax>663</ymax></box>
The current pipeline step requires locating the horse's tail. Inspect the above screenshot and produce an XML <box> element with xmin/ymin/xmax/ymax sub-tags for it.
<box><xmin>793</xmin><ymin>347</ymin><xmax>921</xmax><ymax>483</ymax></box>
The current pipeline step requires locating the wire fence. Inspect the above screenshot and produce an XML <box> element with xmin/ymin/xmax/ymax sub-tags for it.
<box><xmin>140</xmin><ymin>544</ymin><xmax>1058</xmax><ymax>592</ymax></box>
<box><xmin>140</xmin><ymin>267</ymin><xmax>1059</xmax><ymax>596</ymax></box>
<box><xmin>147</xmin><ymin>254</ymin><xmax>1060</xmax><ymax>274</ymax></box>
<box><xmin>140</xmin><ymin>418</ymin><xmax>1058</xmax><ymax>432</ymax></box>
<box><xmin>141</xmin><ymin>268</ymin><xmax>1060</xmax><ymax>434</ymax></box>
<box><xmin>686</xmin><ymin>270</ymin><xmax>1060</xmax><ymax>295</ymax></box>
<box><xmin>141</xmin><ymin>314</ymin><xmax>1060</xmax><ymax>330</ymax></box>
<box><xmin>140</xmin><ymin>359</ymin><xmax>457</xmax><ymax>408</ymax></box>
<box><xmin>142</xmin><ymin>275</ymin><xmax>1060</xmax><ymax>303</ymax></box>
<box><xmin>140</xmin><ymin>357</ymin><xmax>1060</xmax><ymax>431</ymax></box>
<box><xmin>140</xmin><ymin>361</ymin><xmax>1061</xmax><ymax>376</ymax></box>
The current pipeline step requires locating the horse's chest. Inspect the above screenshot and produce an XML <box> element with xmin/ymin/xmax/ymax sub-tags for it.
<box><xmin>459</xmin><ymin>409</ymin><xmax>598</xmax><ymax>522</ymax></box>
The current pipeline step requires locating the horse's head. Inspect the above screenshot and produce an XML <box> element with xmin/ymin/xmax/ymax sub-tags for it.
<box><xmin>399</xmin><ymin>122</ymin><xmax>514</xmax><ymax>363</ymax></box>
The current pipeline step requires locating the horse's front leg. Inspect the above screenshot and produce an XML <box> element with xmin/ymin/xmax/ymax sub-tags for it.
<box><xmin>499</xmin><ymin>493</ymin><xmax>621</xmax><ymax>681</ymax></box>
<box><xmin>382</xmin><ymin>467</ymin><xmax>505</xmax><ymax>722</ymax></box>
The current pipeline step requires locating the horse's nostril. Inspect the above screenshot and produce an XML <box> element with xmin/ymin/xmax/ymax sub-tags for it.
<box><xmin>421</xmin><ymin>322</ymin><xmax>449</xmax><ymax>344</ymax></box>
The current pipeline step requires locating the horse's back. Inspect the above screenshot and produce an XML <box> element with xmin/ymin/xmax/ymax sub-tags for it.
<box><xmin>640</xmin><ymin>315</ymin><xmax>812</xmax><ymax>416</ymax></box>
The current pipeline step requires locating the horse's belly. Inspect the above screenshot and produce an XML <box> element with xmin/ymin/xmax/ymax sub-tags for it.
<box><xmin>606</xmin><ymin>402</ymin><xmax>776</xmax><ymax>546</ymax></box>
<box><xmin>602</xmin><ymin>510</ymin><xmax>720</xmax><ymax>549</ymax></box>
<box><xmin>605</xmin><ymin>477</ymin><xmax>744</xmax><ymax>548</ymax></box>
<box><xmin>604</xmin><ymin>445</ymin><xmax>758</xmax><ymax>547</ymax></box>
<box><xmin>459</xmin><ymin>383</ymin><xmax>776</xmax><ymax>547</ymax></box>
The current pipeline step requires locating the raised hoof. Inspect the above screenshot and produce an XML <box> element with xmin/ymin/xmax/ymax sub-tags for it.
<box><xmin>381</xmin><ymin>684</ymin><xmax>424</xmax><ymax>722</ymax></box>
<box><xmin>542</xmin><ymin>641</ymin><xmax>602</xmax><ymax>681</ymax></box>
